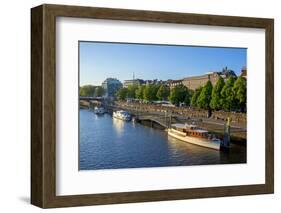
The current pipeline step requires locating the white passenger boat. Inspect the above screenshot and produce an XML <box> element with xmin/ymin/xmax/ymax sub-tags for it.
<box><xmin>94</xmin><ymin>107</ymin><xmax>105</xmax><ymax>114</ymax></box>
<box><xmin>113</xmin><ymin>110</ymin><xmax>131</xmax><ymax>121</ymax></box>
<box><xmin>168</xmin><ymin>123</ymin><xmax>221</xmax><ymax>150</ymax></box>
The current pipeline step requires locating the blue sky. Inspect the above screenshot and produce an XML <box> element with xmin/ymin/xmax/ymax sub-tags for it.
<box><xmin>79</xmin><ymin>41</ymin><xmax>246</xmax><ymax>86</ymax></box>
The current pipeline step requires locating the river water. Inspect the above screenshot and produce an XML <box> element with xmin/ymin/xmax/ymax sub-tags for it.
<box><xmin>79</xmin><ymin>109</ymin><xmax>246</xmax><ymax>170</ymax></box>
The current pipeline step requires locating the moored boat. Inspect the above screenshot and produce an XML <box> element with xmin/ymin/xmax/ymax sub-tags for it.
<box><xmin>113</xmin><ymin>110</ymin><xmax>131</xmax><ymax>121</ymax></box>
<box><xmin>168</xmin><ymin>123</ymin><xmax>221</xmax><ymax>150</ymax></box>
<box><xmin>94</xmin><ymin>106</ymin><xmax>105</xmax><ymax>114</ymax></box>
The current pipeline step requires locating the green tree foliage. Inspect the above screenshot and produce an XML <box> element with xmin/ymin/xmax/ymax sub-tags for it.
<box><xmin>191</xmin><ymin>87</ymin><xmax>202</xmax><ymax>108</ymax></box>
<box><xmin>233</xmin><ymin>76</ymin><xmax>247</xmax><ymax>112</ymax></box>
<box><xmin>221</xmin><ymin>76</ymin><xmax>236</xmax><ymax>111</ymax></box>
<box><xmin>184</xmin><ymin>89</ymin><xmax>192</xmax><ymax>106</ymax></box>
<box><xmin>169</xmin><ymin>85</ymin><xmax>189</xmax><ymax>106</ymax></box>
<box><xmin>210</xmin><ymin>76</ymin><xmax>225</xmax><ymax>110</ymax></box>
<box><xmin>197</xmin><ymin>80</ymin><xmax>213</xmax><ymax>110</ymax></box>
<box><xmin>143</xmin><ymin>84</ymin><xmax>154</xmax><ymax>101</ymax></box>
<box><xmin>127</xmin><ymin>84</ymin><xmax>138</xmax><ymax>99</ymax></box>
<box><xmin>116</xmin><ymin>87</ymin><xmax>128</xmax><ymax>100</ymax></box>
<box><xmin>143</xmin><ymin>84</ymin><xmax>160</xmax><ymax>101</ymax></box>
<box><xmin>94</xmin><ymin>86</ymin><xmax>104</xmax><ymax>97</ymax></box>
<box><xmin>135</xmin><ymin>85</ymin><xmax>145</xmax><ymax>100</ymax></box>
<box><xmin>156</xmin><ymin>85</ymin><xmax>170</xmax><ymax>100</ymax></box>
<box><xmin>152</xmin><ymin>84</ymin><xmax>161</xmax><ymax>100</ymax></box>
<box><xmin>79</xmin><ymin>85</ymin><xmax>96</xmax><ymax>97</ymax></box>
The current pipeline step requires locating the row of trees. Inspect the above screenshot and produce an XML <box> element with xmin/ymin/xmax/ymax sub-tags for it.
<box><xmin>117</xmin><ymin>83</ymin><xmax>190</xmax><ymax>105</ymax></box>
<box><xmin>79</xmin><ymin>85</ymin><xmax>104</xmax><ymax>97</ymax></box>
<box><xmin>116</xmin><ymin>76</ymin><xmax>246</xmax><ymax>112</ymax></box>
<box><xmin>116</xmin><ymin>84</ymin><xmax>170</xmax><ymax>102</ymax></box>
<box><xmin>191</xmin><ymin>76</ymin><xmax>246</xmax><ymax>112</ymax></box>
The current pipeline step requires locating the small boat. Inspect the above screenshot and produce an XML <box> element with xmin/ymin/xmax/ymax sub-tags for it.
<box><xmin>168</xmin><ymin>123</ymin><xmax>221</xmax><ymax>150</ymax></box>
<box><xmin>113</xmin><ymin>110</ymin><xmax>131</xmax><ymax>121</ymax></box>
<box><xmin>94</xmin><ymin>106</ymin><xmax>105</xmax><ymax>115</ymax></box>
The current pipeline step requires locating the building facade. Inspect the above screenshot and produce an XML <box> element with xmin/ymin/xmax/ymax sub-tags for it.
<box><xmin>182</xmin><ymin>73</ymin><xmax>219</xmax><ymax>90</ymax></box>
<box><xmin>181</xmin><ymin>67</ymin><xmax>238</xmax><ymax>90</ymax></box>
<box><xmin>240</xmin><ymin>67</ymin><xmax>247</xmax><ymax>79</ymax></box>
<box><xmin>102</xmin><ymin>78</ymin><xmax>122</xmax><ymax>97</ymax></box>
<box><xmin>166</xmin><ymin>79</ymin><xmax>183</xmax><ymax>88</ymax></box>
<box><xmin>123</xmin><ymin>79</ymin><xmax>145</xmax><ymax>87</ymax></box>
<box><xmin>123</xmin><ymin>79</ymin><xmax>166</xmax><ymax>87</ymax></box>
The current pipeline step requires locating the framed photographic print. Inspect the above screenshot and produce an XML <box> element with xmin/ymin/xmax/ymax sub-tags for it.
<box><xmin>31</xmin><ymin>4</ymin><xmax>274</xmax><ymax>208</ymax></box>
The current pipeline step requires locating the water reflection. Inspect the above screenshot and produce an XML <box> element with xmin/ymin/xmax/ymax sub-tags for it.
<box><xmin>167</xmin><ymin>135</ymin><xmax>221</xmax><ymax>165</ymax></box>
<box><xmin>112</xmin><ymin>117</ymin><xmax>125</xmax><ymax>136</ymax></box>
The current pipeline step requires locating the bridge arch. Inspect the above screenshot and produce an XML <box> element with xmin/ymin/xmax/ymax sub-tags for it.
<box><xmin>136</xmin><ymin>115</ymin><xmax>169</xmax><ymax>129</ymax></box>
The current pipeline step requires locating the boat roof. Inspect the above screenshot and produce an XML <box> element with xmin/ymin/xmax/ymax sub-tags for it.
<box><xmin>192</xmin><ymin>129</ymin><xmax>208</xmax><ymax>133</ymax></box>
<box><xmin>117</xmin><ymin>110</ymin><xmax>129</xmax><ymax>113</ymax></box>
<box><xmin>172</xmin><ymin>123</ymin><xmax>186</xmax><ymax>128</ymax></box>
<box><xmin>172</xmin><ymin>123</ymin><xmax>197</xmax><ymax>128</ymax></box>
<box><xmin>185</xmin><ymin>124</ymin><xmax>198</xmax><ymax>128</ymax></box>
<box><xmin>171</xmin><ymin>123</ymin><xmax>208</xmax><ymax>133</ymax></box>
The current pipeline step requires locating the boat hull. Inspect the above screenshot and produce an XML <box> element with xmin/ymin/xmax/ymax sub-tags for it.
<box><xmin>94</xmin><ymin>107</ymin><xmax>105</xmax><ymax>114</ymax></box>
<box><xmin>113</xmin><ymin>115</ymin><xmax>131</xmax><ymax>121</ymax></box>
<box><xmin>113</xmin><ymin>112</ymin><xmax>131</xmax><ymax>121</ymax></box>
<box><xmin>168</xmin><ymin>129</ymin><xmax>220</xmax><ymax>150</ymax></box>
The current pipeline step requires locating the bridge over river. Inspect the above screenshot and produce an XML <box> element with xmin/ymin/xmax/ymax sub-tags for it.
<box><xmin>135</xmin><ymin>113</ymin><xmax>180</xmax><ymax>129</ymax></box>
